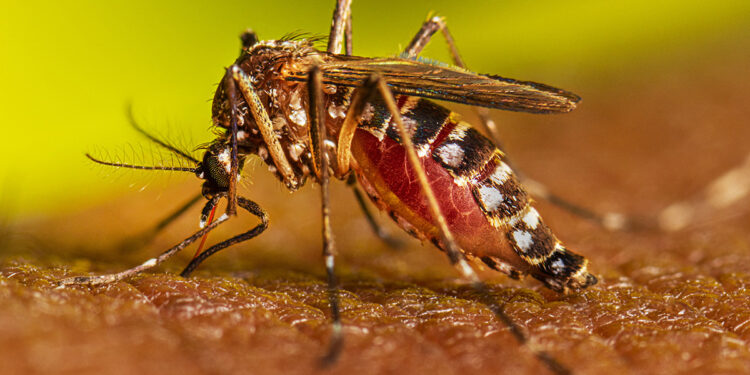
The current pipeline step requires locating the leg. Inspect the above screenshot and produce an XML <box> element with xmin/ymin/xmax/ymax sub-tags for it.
<box><xmin>335</xmin><ymin>77</ymin><xmax>374</xmax><ymax>177</ymax></box>
<box><xmin>333</xmin><ymin>79</ymin><xmax>403</xmax><ymax>249</ymax></box>
<box><xmin>403</xmin><ymin>17</ymin><xmax>523</xmax><ymax>153</ymax></box>
<box><xmin>371</xmin><ymin>74</ymin><xmax>571</xmax><ymax>375</ymax></box>
<box><xmin>403</xmin><ymin>16</ymin><xmax>504</xmax><ymax>134</ymax></box>
<box><xmin>347</xmin><ymin>175</ymin><xmax>403</xmax><ymax>249</ymax></box>
<box><xmin>60</xmin><ymin>197</ymin><xmax>233</xmax><ymax>286</ymax></box>
<box><xmin>180</xmin><ymin>196</ymin><xmax>268</xmax><ymax>277</ymax></box>
<box><xmin>121</xmin><ymin>193</ymin><xmax>203</xmax><ymax>251</ymax></box>
<box><xmin>659</xmin><ymin>153</ymin><xmax>750</xmax><ymax>231</ymax></box>
<box><xmin>230</xmin><ymin>66</ymin><xmax>297</xmax><ymax>189</ymax></box>
<box><xmin>153</xmin><ymin>193</ymin><xmax>204</xmax><ymax>235</ymax></box>
<box><xmin>221</xmin><ymin>68</ymin><xmax>241</xmax><ymax>215</ymax></box>
<box><xmin>308</xmin><ymin>66</ymin><xmax>344</xmax><ymax>365</ymax></box>
<box><xmin>344</xmin><ymin>7</ymin><xmax>353</xmax><ymax>56</ymax></box>
<box><xmin>327</xmin><ymin>0</ymin><xmax>352</xmax><ymax>55</ymax></box>
<box><xmin>403</xmin><ymin>17</ymin><xmax>626</xmax><ymax>231</ymax></box>
<box><xmin>524</xmin><ymin>178</ymin><xmax>626</xmax><ymax>231</ymax></box>
<box><xmin>402</xmin><ymin>16</ymin><xmax>502</xmax><ymax>148</ymax></box>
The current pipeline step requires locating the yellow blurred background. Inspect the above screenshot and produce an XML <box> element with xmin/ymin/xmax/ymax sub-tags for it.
<box><xmin>1</xmin><ymin>0</ymin><xmax>749</xmax><ymax>219</ymax></box>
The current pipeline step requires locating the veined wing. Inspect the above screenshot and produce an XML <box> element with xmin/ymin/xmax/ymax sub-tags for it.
<box><xmin>285</xmin><ymin>55</ymin><xmax>580</xmax><ymax>114</ymax></box>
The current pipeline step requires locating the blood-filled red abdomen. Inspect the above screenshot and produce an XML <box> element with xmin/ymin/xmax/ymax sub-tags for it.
<box><xmin>350</xmin><ymin>128</ymin><xmax>531</xmax><ymax>272</ymax></box>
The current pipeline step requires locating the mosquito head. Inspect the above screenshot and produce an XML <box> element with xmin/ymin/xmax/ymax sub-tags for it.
<box><xmin>86</xmin><ymin>138</ymin><xmax>244</xmax><ymax>199</ymax></box>
<box><xmin>195</xmin><ymin>143</ymin><xmax>246</xmax><ymax>196</ymax></box>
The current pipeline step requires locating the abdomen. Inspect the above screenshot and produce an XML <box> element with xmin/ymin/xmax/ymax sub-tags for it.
<box><xmin>349</xmin><ymin>95</ymin><xmax>597</xmax><ymax>293</ymax></box>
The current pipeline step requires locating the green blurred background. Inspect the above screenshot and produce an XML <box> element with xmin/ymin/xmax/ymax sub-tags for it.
<box><xmin>1</xmin><ymin>0</ymin><xmax>749</xmax><ymax>219</ymax></box>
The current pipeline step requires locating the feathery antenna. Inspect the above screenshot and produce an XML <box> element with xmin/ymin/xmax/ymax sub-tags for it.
<box><xmin>85</xmin><ymin>153</ymin><xmax>198</xmax><ymax>173</ymax></box>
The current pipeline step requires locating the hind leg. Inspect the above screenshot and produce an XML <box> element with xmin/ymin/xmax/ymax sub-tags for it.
<box><xmin>403</xmin><ymin>16</ymin><xmax>627</xmax><ymax>231</ymax></box>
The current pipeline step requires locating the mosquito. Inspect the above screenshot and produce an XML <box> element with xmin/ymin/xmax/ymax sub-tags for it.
<box><xmin>62</xmin><ymin>1</ymin><xmax>616</xmax><ymax>373</ymax></box>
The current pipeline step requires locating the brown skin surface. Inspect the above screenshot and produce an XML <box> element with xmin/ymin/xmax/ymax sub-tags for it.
<box><xmin>2</xmin><ymin>44</ymin><xmax>750</xmax><ymax>375</ymax></box>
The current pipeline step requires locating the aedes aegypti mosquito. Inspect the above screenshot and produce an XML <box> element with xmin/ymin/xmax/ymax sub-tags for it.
<box><xmin>62</xmin><ymin>1</ymin><xmax>621</xmax><ymax>373</ymax></box>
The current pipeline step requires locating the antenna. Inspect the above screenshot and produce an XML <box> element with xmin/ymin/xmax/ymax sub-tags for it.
<box><xmin>85</xmin><ymin>153</ymin><xmax>198</xmax><ymax>173</ymax></box>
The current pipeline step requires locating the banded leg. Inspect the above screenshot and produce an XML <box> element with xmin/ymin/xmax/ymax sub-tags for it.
<box><xmin>403</xmin><ymin>16</ymin><xmax>497</xmax><ymax>141</ymax></box>
<box><xmin>229</xmin><ymin>65</ymin><xmax>297</xmax><ymax>190</ymax></box>
<box><xmin>327</xmin><ymin>0</ymin><xmax>353</xmax><ymax>55</ymax></box>
<box><xmin>403</xmin><ymin>16</ymin><xmax>626</xmax><ymax>231</ymax></box>
<box><xmin>367</xmin><ymin>74</ymin><xmax>571</xmax><ymax>375</ymax></box>
<box><xmin>347</xmin><ymin>174</ymin><xmax>403</xmax><ymax>249</ymax></box>
<box><xmin>222</xmin><ymin>68</ymin><xmax>241</xmax><ymax>215</ymax></box>
<box><xmin>332</xmin><ymin>79</ymin><xmax>404</xmax><ymax>249</ymax></box>
<box><xmin>344</xmin><ymin>5</ymin><xmax>353</xmax><ymax>56</ymax></box>
<box><xmin>60</xmin><ymin>196</ymin><xmax>235</xmax><ymax>286</ymax></box>
<box><xmin>180</xmin><ymin>196</ymin><xmax>268</xmax><ymax>277</ymax></box>
<box><xmin>121</xmin><ymin>193</ymin><xmax>203</xmax><ymax>251</ymax></box>
<box><xmin>119</xmin><ymin>107</ymin><xmax>204</xmax><ymax>246</ymax></box>
<box><xmin>308</xmin><ymin>66</ymin><xmax>344</xmax><ymax>365</ymax></box>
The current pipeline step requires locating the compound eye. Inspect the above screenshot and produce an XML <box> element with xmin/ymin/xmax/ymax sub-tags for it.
<box><xmin>202</xmin><ymin>149</ymin><xmax>232</xmax><ymax>189</ymax></box>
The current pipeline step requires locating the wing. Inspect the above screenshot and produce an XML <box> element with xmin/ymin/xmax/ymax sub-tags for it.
<box><xmin>285</xmin><ymin>55</ymin><xmax>580</xmax><ymax>114</ymax></box>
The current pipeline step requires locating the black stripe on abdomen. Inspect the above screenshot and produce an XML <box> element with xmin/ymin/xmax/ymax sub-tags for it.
<box><xmin>431</xmin><ymin>122</ymin><xmax>496</xmax><ymax>183</ymax></box>
<box><xmin>359</xmin><ymin>95</ymin><xmax>394</xmax><ymax>139</ymax></box>
<box><xmin>386</xmin><ymin>98</ymin><xmax>451</xmax><ymax>150</ymax></box>
<box><xmin>470</xmin><ymin>155</ymin><xmax>530</xmax><ymax>226</ymax></box>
